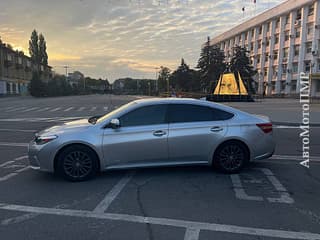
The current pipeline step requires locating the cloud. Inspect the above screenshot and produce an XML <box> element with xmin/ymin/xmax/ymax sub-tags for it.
<box><xmin>0</xmin><ymin>0</ymin><xmax>286</xmax><ymax>80</ymax></box>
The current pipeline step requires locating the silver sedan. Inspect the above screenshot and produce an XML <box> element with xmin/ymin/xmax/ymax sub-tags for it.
<box><xmin>28</xmin><ymin>98</ymin><xmax>275</xmax><ymax>181</ymax></box>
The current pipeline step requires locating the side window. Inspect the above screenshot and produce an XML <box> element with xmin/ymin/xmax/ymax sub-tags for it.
<box><xmin>211</xmin><ymin>108</ymin><xmax>234</xmax><ymax>121</ymax></box>
<box><xmin>168</xmin><ymin>104</ymin><xmax>233</xmax><ymax>123</ymax></box>
<box><xmin>119</xmin><ymin>104</ymin><xmax>167</xmax><ymax>127</ymax></box>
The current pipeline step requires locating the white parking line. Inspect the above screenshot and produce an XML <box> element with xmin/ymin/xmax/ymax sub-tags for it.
<box><xmin>93</xmin><ymin>171</ymin><xmax>135</xmax><ymax>213</ymax></box>
<box><xmin>184</xmin><ymin>228</ymin><xmax>200</xmax><ymax>240</ymax></box>
<box><xmin>90</xmin><ymin>107</ymin><xmax>97</xmax><ymax>111</ymax></box>
<box><xmin>21</xmin><ymin>107</ymin><xmax>39</xmax><ymax>112</ymax></box>
<box><xmin>6</xmin><ymin>107</ymin><xmax>27</xmax><ymax>112</ymax></box>
<box><xmin>230</xmin><ymin>175</ymin><xmax>263</xmax><ymax>201</ymax></box>
<box><xmin>77</xmin><ymin>107</ymin><xmax>85</xmax><ymax>111</ymax></box>
<box><xmin>257</xmin><ymin>168</ymin><xmax>294</xmax><ymax>204</ymax></box>
<box><xmin>0</xmin><ymin>128</ymin><xmax>37</xmax><ymax>133</ymax></box>
<box><xmin>64</xmin><ymin>107</ymin><xmax>74</xmax><ymax>112</ymax></box>
<box><xmin>0</xmin><ymin>142</ymin><xmax>28</xmax><ymax>147</ymax></box>
<box><xmin>103</xmin><ymin>106</ymin><xmax>109</xmax><ymax>111</ymax></box>
<box><xmin>230</xmin><ymin>168</ymin><xmax>294</xmax><ymax>204</ymax></box>
<box><xmin>36</xmin><ymin>107</ymin><xmax>51</xmax><ymax>112</ymax></box>
<box><xmin>49</xmin><ymin>107</ymin><xmax>61</xmax><ymax>112</ymax></box>
<box><xmin>1</xmin><ymin>203</ymin><xmax>320</xmax><ymax>239</ymax></box>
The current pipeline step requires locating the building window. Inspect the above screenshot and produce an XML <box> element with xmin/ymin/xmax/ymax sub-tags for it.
<box><xmin>266</xmin><ymin>22</ymin><xmax>270</xmax><ymax>32</ymax></box>
<box><xmin>258</xmin><ymin>40</ymin><xmax>262</xmax><ymax>49</ymax></box>
<box><xmin>251</xmin><ymin>28</ymin><xmax>255</xmax><ymax>37</ymax></box>
<box><xmin>295</xmin><ymin>29</ymin><xmax>300</xmax><ymax>38</ymax></box>
<box><xmin>285</xmin><ymin>31</ymin><xmax>290</xmax><ymax>41</ymax></box>
<box><xmin>274</xmin><ymin>34</ymin><xmax>279</xmax><ymax>44</ymax></box>
<box><xmin>283</xmin><ymin>48</ymin><xmax>289</xmax><ymax>58</ymax></box>
<box><xmin>245</xmin><ymin>32</ymin><xmax>248</xmax><ymax>40</ymax></box>
<box><xmin>276</xmin><ymin>18</ymin><xmax>280</xmax><ymax>28</ymax></box>
<box><xmin>273</xmin><ymin>66</ymin><xmax>278</xmax><ymax>76</ymax></box>
<box><xmin>266</xmin><ymin>39</ymin><xmax>270</xmax><ymax>47</ymax></box>
<box><xmin>259</xmin><ymin>26</ymin><xmax>262</xmax><ymax>35</ymax></box>
<box><xmin>273</xmin><ymin>50</ymin><xmax>278</xmax><ymax>60</ymax></box>
<box><xmin>308</xmin><ymin>3</ymin><xmax>314</xmax><ymax>16</ymax></box>
<box><xmin>305</xmin><ymin>61</ymin><xmax>311</xmax><ymax>72</ymax></box>
<box><xmin>294</xmin><ymin>45</ymin><xmax>300</xmax><ymax>56</ymax></box>
<box><xmin>306</xmin><ymin>42</ymin><xmax>312</xmax><ymax>54</ymax></box>
<box><xmin>265</xmin><ymin>54</ymin><xmax>269</xmax><ymax>62</ymax></box>
<box><xmin>264</xmin><ymin>68</ymin><xmax>268</xmax><ymax>76</ymax></box>
<box><xmin>292</xmin><ymin>63</ymin><xmax>298</xmax><ymax>73</ymax></box>
<box><xmin>307</xmin><ymin>24</ymin><xmax>313</xmax><ymax>35</ymax></box>
<box><xmin>282</xmin><ymin>64</ymin><xmax>287</xmax><ymax>74</ymax></box>
<box><xmin>296</xmin><ymin>9</ymin><xmax>302</xmax><ymax>20</ymax></box>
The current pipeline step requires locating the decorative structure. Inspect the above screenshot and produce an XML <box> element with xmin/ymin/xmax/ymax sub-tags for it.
<box><xmin>206</xmin><ymin>72</ymin><xmax>254</xmax><ymax>102</ymax></box>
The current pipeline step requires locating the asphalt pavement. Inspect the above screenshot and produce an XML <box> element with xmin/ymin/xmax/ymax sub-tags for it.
<box><xmin>0</xmin><ymin>95</ymin><xmax>319</xmax><ymax>240</ymax></box>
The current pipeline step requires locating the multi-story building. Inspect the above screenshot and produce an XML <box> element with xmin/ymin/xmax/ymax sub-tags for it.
<box><xmin>0</xmin><ymin>41</ymin><xmax>52</xmax><ymax>95</ymax></box>
<box><xmin>209</xmin><ymin>0</ymin><xmax>320</xmax><ymax>97</ymax></box>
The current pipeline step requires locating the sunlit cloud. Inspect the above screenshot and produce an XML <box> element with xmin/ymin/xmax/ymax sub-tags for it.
<box><xmin>0</xmin><ymin>0</ymin><xmax>286</xmax><ymax>81</ymax></box>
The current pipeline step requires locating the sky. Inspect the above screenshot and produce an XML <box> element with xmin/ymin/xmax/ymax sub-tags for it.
<box><xmin>0</xmin><ymin>0</ymin><xmax>286</xmax><ymax>82</ymax></box>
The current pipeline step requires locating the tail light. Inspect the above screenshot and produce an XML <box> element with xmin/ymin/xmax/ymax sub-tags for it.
<box><xmin>256</xmin><ymin>123</ymin><xmax>272</xmax><ymax>134</ymax></box>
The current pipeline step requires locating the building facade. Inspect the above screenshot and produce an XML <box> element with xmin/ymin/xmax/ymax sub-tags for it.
<box><xmin>210</xmin><ymin>0</ymin><xmax>320</xmax><ymax>97</ymax></box>
<box><xmin>0</xmin><ymin>42</ymin><xmax>52</xmax><ymax>95</ymax></box>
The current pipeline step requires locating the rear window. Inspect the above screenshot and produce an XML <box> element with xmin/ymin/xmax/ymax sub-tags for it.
<box><xmin>168</xmin><ymin>104</ymin><xmax>233</xmax><ymax>123</ymax></box>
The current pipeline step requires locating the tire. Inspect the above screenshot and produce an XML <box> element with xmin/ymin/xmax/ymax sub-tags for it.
<box><xmin>56</xmin><ymin>145</ymin><xmax>99</xmax><ymax>181</ymax></box>
<box><xmin>213</xmin><ymin>141</ymin><xmax>248</xmax><ymax>174</ymax></box>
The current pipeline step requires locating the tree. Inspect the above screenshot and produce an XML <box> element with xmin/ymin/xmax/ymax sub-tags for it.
<box><xmin>39</xmin><ymin>33</ymin><xmax>48</xmax><ymax>66</ymax></box>
<box><xmin>28</xmin><ymin>72</ymin><xmax>46</xmax><ymax>97</ymax></box>
<box><xmin>170</xmin><ymin>58</ymin><xmax>195</xmax><ymax>92</ymax></box>
<box><xmin>158</xmin><ymin>66</ymin><xmax>171</xmax><ymax>93</ymax></box>
<box><xmin>29</xmin><ymin>30</ymin><xmax>39</xmax><ymax>71</ymax></box>
<box><xmin>229</xmin><ymin>46</ymin><xmax>257</xmax><ymax>94</ymax></box>
<box><xmin>29</xmin><ymin>30</ymin><xmax>48</xmax><ymax>71</ymax></box>
<box><xmin>197</xmin><ymin>37</ymin><xmax>226</xmax><ymax>93</ymax></box>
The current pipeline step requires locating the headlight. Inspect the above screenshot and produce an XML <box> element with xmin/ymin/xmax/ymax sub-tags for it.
<box><xmin>34</xmin><ymin>135</ymin><xmax>58</xmax><ymax>145</ymax></box>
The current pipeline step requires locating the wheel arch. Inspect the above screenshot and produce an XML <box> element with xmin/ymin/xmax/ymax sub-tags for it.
<box><xmin>211</xmin><ymin>138</ymin><xmax>251</xmax><ymax>166</ymax></box>
<box><xmin>53</xmin><ymin>142</ymin><xmax>101</xmax><ymax>172</ymax></box>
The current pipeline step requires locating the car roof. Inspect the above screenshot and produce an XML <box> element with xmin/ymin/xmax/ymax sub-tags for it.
<box><xmin>133</xmin><ymin>97</ymin><xmax>247</xmax><ymax>116</ymax></box>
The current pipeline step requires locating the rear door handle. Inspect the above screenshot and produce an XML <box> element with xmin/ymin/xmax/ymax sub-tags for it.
<box><xmin>153</xmin><ymin>130</ymin><xmax>166</xmax><ymax>137</ymax></box>
<box><xmin>210</xmin><ymin>126</ymin><xmax>223</xmax><ymax>132</ymax></box>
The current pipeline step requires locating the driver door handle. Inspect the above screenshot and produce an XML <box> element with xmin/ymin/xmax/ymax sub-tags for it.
<box><xmin>153</xmin><ymin>130</ymin><xmax>166</xmax><ymax>137</ymax></box>
<box><xmin>210</xmin><ymin>126</ymin><xmax>223</xmax><ymax>132</ymax></box>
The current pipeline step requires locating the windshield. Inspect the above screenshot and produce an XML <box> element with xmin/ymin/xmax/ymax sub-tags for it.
<box><xmin>95</xmin><ymin>101</ymin><xmax>136</xmax><ymax>124</ymax></box>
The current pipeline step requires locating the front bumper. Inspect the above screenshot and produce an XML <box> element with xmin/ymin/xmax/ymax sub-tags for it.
<box><xmin>28</xmin><ymin>141</ymin><xmax>55</xmax><ymax>172</ymax></box>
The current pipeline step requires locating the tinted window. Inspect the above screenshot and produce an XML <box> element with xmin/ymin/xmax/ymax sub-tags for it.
<box><xmin>119</xmin><ymin>104</ymin><xmax>167</xmax><ymax>127</ymax></box>
<box><xmin>168</xmin><ymin>104</ymin><xmax>233</xmax><ymax>123</ymax></box>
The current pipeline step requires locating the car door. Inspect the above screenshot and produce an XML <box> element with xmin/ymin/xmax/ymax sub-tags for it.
<box><xmin>167</xmin><ymin>104</ymin><xmax>231</xmax><ymax>163</ymax></box>
<box><xmin>102</xmin><ymin>104</ymin><xmax>169</xmax><ymax>168</ymax></box>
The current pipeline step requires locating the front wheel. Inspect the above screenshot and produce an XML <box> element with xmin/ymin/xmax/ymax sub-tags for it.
<box><xmin>214</xmin><ymin>141</ymin><xmax>248</xmax><ymax>173</ymax></box>
<box><xmin>57</xmin><ymin>145</ymin><xmax>99</xmax><ymax>181</ymax></box>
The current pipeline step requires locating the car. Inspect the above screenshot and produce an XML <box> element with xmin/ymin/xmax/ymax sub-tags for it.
<box><xmin>28</xmin><ymin>98</ymin><xmax>275</xmax><ymax>181</ymax></box>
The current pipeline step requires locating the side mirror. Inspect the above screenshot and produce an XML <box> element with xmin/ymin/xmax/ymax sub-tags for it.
<box><xmin>109</xmin><ymin>118</ymin><xmax>120</xmax><ymax>129</ymax></box>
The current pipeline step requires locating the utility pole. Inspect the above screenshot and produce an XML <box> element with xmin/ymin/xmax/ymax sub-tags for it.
<box><xmin>155</xmin><ymin>67</ymin><xmax>160</xmax><ymax>94</ymax></box>
<box><xmin>64</xmin><ymin>65</ymin><xmax>70</xmax><ymax>83</ymax></box>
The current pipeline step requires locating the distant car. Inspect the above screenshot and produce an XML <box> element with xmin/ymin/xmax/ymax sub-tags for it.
<box><xmin>28</xmin><ymin>98</ymin><xmax>275</xmax><ymax>181</ymax></box>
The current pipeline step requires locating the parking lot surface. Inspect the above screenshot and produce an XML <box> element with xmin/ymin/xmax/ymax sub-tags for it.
<box><xmin>0</xmin><ymin>95</ymin><xmax>320</xmax><ymax>240</ymax></box>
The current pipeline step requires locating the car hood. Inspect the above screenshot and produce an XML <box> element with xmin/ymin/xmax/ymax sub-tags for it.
<box><xmin>37</xmin><ymin>119</ymin><xmax>91</xmax><ymax>136</ymax></box>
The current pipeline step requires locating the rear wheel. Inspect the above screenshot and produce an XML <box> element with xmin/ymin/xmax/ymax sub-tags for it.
<box><xmin>214</xmin><ymin>141</ymin><xmax>248</xmax><ymax>173</ymax></box>
<box><xmin>57</xmin><ymin>145</ymin><xmax>99</xmax><ymax>181</ymax></box>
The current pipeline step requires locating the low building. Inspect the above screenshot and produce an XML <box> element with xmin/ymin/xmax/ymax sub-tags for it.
<box><xmin>209</xmin><ymin>0</ymin><xmax>320</xmax><ymax>97</ymax></box>
<box><xmin>68</xmin><ymin>71</ymin><xmax>84</xmax><ymax>87</ymax></box>
<box><xmin>0</xmin><ymin>42</ymin><xmax>52</xmax><ymax>95</ymax></box>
